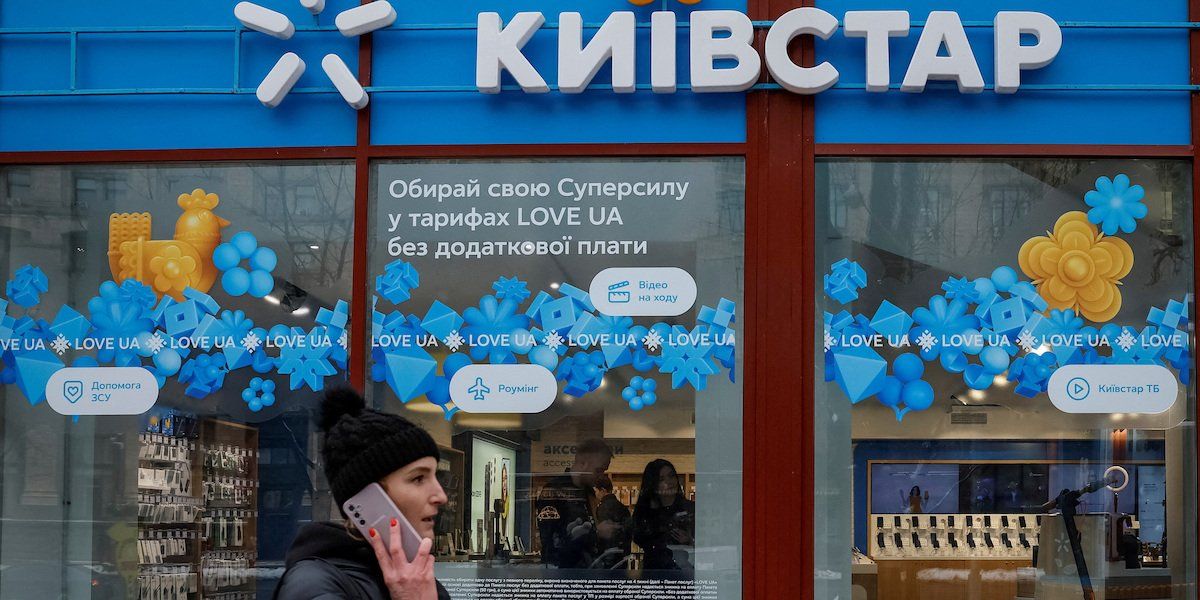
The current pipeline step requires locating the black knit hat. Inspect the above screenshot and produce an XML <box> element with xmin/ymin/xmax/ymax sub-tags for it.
<box><xmin>319</xmin><ymin>386</ymin><xmax>440</xmax><ymax>507</ymax></box>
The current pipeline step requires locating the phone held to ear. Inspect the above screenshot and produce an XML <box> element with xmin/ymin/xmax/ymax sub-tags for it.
<box><xmin>343</xmin><ymin>483</ymin><xmax>423</xmax><ymax>561</ymax></box>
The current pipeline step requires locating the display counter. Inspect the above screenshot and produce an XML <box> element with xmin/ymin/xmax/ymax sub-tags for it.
<box><xmin>869</xmin><ymin>513</ymin><xmax>1041</xmax><ymax>561</ymax></box>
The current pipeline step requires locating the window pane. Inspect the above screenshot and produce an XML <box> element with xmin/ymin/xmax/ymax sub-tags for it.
<box><xmin>368</xmin><ymin>158</ymin><xmax>744</xmax><ymax>599</ymax></box>
<box><xmin>0</xmin><ymin>162</ymin><xmax>354</xmax><ymax>600</ymax></box>
<box><xmin>815</xmin><ymin>159</ymin><xmax>1196</xmax><ymax>600</ymax></box>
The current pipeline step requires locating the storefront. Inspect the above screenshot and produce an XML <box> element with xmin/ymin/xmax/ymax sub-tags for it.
<box><xmin>0</xmin><ymin>0</ymin><xmax>1196</xmax><ymax>599</ymax></box>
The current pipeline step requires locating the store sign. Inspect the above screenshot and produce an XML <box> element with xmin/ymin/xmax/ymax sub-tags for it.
<box><xmin>478</xmin><ymin>9</ymin><xmax>1061</xmax><ymax>95</ymax></box>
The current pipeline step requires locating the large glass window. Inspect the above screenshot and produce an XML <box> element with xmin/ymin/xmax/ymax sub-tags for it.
<box><xmin>815</xmin><ymin>159</ymin><xmax>1196</xmax><ymax>600</ymax></box>
<box><xmin>368</xmin><ymin>158</ymin><xmax>744</xmax><ymax>599</ymax></box>
<box><xmin>0</xmin><ymin>162</ymin><xmax>354</xmax><ymax>599</ymax></box>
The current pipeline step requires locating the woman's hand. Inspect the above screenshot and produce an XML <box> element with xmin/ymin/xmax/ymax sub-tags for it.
<box><xmin>366</xmin><ymin>519</ymin><xmax>438</xmax><ymax>600</ymax></box>
<box><xmin>669</xmin><ymin>527</ymin><xmax>693</xmax><ymax>545</ymax></box>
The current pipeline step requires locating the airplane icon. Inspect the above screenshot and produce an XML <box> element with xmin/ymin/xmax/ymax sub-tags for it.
<box><xmin>468</xmin><ymin>377</ymin><xmax>491</xmax><ymax>402</ymax></box>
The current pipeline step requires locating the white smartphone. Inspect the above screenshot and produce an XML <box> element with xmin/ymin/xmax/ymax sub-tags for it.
<box><xmin>343</xmin><ymin>482</ymin><xmax>424</xmax><ymax>561</ymax></box>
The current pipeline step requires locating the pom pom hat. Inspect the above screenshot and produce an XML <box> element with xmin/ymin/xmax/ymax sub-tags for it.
<box><xmin>319</xmin><ymin>386</ymin><xmax>440</xmax><ymax>507</ymax></box>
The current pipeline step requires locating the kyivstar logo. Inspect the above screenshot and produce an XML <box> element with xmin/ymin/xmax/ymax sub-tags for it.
<box><xmin>234</xmin><ymin>0</ymin><xmax>396</xmax><ymax>108</ymax></box>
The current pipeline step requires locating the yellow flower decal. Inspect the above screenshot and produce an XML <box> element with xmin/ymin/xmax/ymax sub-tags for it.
<box><xmin>1018</xmin><ymin>211</ymin><xmax>1133</xmax><ymax>322</ymax></box>
<box><xmin>148</xmin><ymin>246</ymin><xmax>198</xmax><ymax>299</ymax></box>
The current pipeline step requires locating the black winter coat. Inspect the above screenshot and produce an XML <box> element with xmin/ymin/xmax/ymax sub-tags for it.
<box><xmin>275</xmin><ymin>521</ymin><xmax>450</xmax><ymax>600</ymax></box>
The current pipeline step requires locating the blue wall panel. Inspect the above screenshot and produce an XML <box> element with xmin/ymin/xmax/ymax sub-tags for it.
<box><xmin>0</xmin><ymin>0</ymin><xmax>1190</xmax><ymax>149</ymax></box>
<box><xmin>0</xmin><ymin>0</ymin><xmax>747</xmax><ymax>150</ymax></box>
<box><xmin>0</xmin><ymin>0</ymin><xmax>363</xmax><ymax>150</ymax></box>
<box><xmin>815</xmin><ymin>0</ymin><xmax>1191</xmax><ymax>144</ymax></box>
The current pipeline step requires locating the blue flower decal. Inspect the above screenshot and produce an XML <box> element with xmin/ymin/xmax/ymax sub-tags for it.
<box><xmin>87</xmin><ymin>281</ymin><xmax>155</xmax><ymax>366</ymax></box>
<box><xmin>462</xmin><ymin>294</ymin><xmax>529</xmax><ymax>364</ymax></box>
<box><xmin>1084</xmin><ymin>174</ymin><xmax>1147</xmax><ymax>235</ymax></box>
<box><xmin>908</xmin><ymin>295</ymin><xmax>979</xmax><ymax>371</ymax></box>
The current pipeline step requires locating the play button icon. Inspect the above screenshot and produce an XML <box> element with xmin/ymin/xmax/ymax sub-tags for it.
<box><xmin>1066</xmin><ymin>377</ymin><xmax>1090</xmax><ymax>401</ymax></box>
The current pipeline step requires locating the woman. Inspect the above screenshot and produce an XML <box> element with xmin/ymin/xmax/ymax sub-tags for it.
<box><xmin>275</xmin><ymin>387</ymin><xmax>451</xmax><ymax>600</ymax></box>
<box><xmin>632</xmin><ymin>459</ymin><xmax>695</xmax><ymax>573</ymax></box>
<box><xmin>901</xmin><ymin>485</ymin><xmax>930</xmax><ymax>514</ymax></box>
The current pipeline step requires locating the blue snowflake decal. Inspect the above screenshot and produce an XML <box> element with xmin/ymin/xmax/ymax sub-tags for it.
<box><xmin>6</xmin><ymin>265</ymin><xmax>49</xmax><ymax>308</ymax></box>
<box><xmin>659</xmin><ymin>325</ymin><xmax>719</xmax><ymax>391</ymax></box>
<box><xmin>277</xmin><ymin>326</ymin><xmax>338</xmax><ymax>392</ymax></box>
<box><xmin>940</xmin><ymin>277</ymin><xmax>979</xmax><ymax>303</ymax></box>
<box><xmin>491</xmin><ymin>276</ymin><xmax>531</xmax><ymax>303</ymax></box>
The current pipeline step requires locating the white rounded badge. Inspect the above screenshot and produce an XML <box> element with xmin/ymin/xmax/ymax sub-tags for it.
<box><xmin>46</xmin><ymin>367</ymin><xmax>159</xmax><ymax>416</ymax></box>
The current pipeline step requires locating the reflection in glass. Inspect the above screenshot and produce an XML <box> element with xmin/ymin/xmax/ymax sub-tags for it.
<box><xmin>816</xmin><ymin>159</ymin><xmax>1196</xmax><ymax>600</ymax></box>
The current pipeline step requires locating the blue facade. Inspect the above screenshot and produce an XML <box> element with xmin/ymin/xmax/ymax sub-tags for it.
<box><xmin>0</xmin><ymin>0</ymin><xmax>1190</xmax><ymax>150</ymax></box>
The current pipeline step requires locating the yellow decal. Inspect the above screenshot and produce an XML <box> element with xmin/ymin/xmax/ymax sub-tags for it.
<box><xmin>1018</xmin><ymin>211</ymin><xmax>1134</xmax><ymax>322</ymax></box>
<box><xmin>107</xmin><ymin>188</ymin><xmax>231</xmax><ymax>301</ymax></box>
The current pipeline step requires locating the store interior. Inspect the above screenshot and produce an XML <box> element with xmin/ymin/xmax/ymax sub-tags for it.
<box><xmin>815</xmin><ymin>159</ymin><xmax>1197</xmax><ymax>600</ymax></box>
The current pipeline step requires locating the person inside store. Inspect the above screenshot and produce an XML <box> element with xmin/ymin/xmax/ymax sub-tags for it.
<box><xmin>592</xmin><ymin>474</ymin><xmax>633</xmax><ymax>569</ymax></box>
<box><xmin>534</xmin><ymin>438</ymin><xmax>614</xmax><ymax>569</ymax></box>
<box><xmin>632</xmin><ymin>459</ymin><xmax>695</xmax><ymax>574</ymax></box>
<box><xmin>902</xmin><ymin>485</ymin><xmax>930</xmax><ymax>514</ymax></box>
<box><xmin>275</xmin><ymin>387</ymin><xmax>451</xmax><ymax>600</ymax></box>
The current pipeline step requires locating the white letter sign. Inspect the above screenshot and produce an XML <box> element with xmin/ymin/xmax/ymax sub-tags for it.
<box><xmin>994</xmin><ymin>11</ymin><xmax>1062</xmax><ymax>94</ymax></box>
<box><xmin>477</xmin><ymin>12</ymin><xmax>549</xmax><ymax>93</ymax></box>
<box><xmin>690</xmin><ymin>10</ymin><xmax>761</xmax><ymax>93</ymax></box>
<box><xmin>765</xmin><ymin>8</ymin><xmax>840</xmax><ymax>94</ymax></box>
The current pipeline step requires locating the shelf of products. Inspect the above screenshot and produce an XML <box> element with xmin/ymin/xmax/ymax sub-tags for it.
<box><xmin>434</xmin><ymin>445</ymin><xmax>466</xmax><ymax>558</ymax></box>
<box><xmin>869</xmin><ymin>513</ymin><xmax>1042</xmax><ymax>561</ymax></box>
<box><xmin>137</xmin><ymin>411</ymin><xmax>258</xmax><ymax>600</ymax></box>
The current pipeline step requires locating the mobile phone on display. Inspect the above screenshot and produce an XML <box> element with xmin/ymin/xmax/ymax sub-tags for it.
<box><xmin>343</xmin><ymin>483</ymin><xmax>423</xmax><ymax>561</ymax></box>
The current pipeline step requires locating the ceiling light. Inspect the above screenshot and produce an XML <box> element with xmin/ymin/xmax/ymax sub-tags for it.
<box><xmin>264</xmin><ymin>295</ymin><xmax>280</xmax><ymax>305</ymax></box>
<box><xmin>403</xmin><ymin>401</ymin><xmax>444</xmax><ymax>414</ymax></box>
<box><xmin>309</xmin><ymin>244</ymin><xmax>320</xmax><ymax>250</ymax></box>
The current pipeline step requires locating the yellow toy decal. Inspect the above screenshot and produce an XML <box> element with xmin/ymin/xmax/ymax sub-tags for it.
<box><xmin>107</xmin><ymin>188</ymin><xmax>231</xmax><ymax>301</ymax></box>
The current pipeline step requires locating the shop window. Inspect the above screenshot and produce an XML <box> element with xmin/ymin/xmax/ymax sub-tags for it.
<box><xmin>987</xmin><ymin>184</ymin><xmax>1033</xmax><ymax>241</ymax></box>
<box><xmin>0</xmin><ymin>162</ymin><xmax>354</xmax><ymax>600</ymax></box>
<box><xmin>368</xmin><ymin>158</ymin><xmax>745</xmax><ymax>599</ymax></box>
<box><xmin>73</xmin><ymin>174</ymin><xmax>125</xmax><ymax>211</ymax></box>
<box><xmin>2</xmin><ymin>170</ymin><xmax>31</xmax><ymax>207</ymax></box>
<box><xmin>816</xmin><ymin>158</ymin><xmax>1196</xmax><ymax>600</ymax></box>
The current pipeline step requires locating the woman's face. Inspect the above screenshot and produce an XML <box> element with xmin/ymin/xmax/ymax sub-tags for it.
<box><xmin>656</xmin><ymin>466</ymin><xmax>678</xmax><ymax>499</ymax></box>
<box><xmin>380</xmin><ymin>457</ymin><xmax>447</xmax><ymax>540</ymax></box>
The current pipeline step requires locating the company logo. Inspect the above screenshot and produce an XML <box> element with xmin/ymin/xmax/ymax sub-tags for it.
<box><xmin>234</xmin><ymin>0</ymin><xmax>397</xmax><ymax>109</ymax></box>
